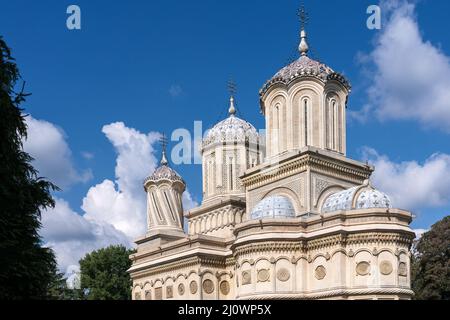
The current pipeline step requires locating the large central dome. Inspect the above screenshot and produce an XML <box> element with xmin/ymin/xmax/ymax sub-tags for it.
<box><xmin>259</xmin><ymin>29</ymin><xmax>350</xmax><ymax>100</ymax></box>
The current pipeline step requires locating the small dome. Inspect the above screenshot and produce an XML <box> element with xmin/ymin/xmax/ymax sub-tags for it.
<box><xmin>260</xmin><ymin>55</ymin><xmax>351</xmax><ymax>99</ymax></box>
<box><xmin>145</xmin><ymin>164</ymin><xmax>184</xmax><ymax>184</ymax></box>
<box><xmin>250</xmin><ymin>196</ymin><xmax>296</xmax><ymax>220</ymax></box>
<box><xmin>321</xmin><ymin>180</ymin><xmax>391</xmax><ymax>214</ymax></box>
<box><xmin>144</xmin><ymin>149</ymin><xmax>185</xmax><ymax>190</ymax></box>
<box><xmin>202</xmin><ymin>113</ymin><xmax>259</xmax><ymax>150</ymax></box>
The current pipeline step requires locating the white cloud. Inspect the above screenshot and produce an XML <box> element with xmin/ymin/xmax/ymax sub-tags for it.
<box><xmin>362</xmin><ymin>147</ymin><xmax>450</xmax><ymax>211</ymax></box>
<box><xmin>413</xmin><ymin>228</ymin><xmax>428</xmax><ymax>240</ymax></box>
<box><xmin>169</xmin><ymin>84</ymin><xmax>183</xmax><ymax>97</ymax></box>
<box><xmin>42</xmin><ymin>198</ymin><xmax>131</xmax><ymax>273</ymax></box>
<box><xmin>81</xmin><ymin>151</ymin><xmax>94</xmax><ymax>160</ymax></box>
<box><xmin>81</xmin><ymin>122</ymin><xmax>161</xmax><ymax>238</ymax></box>
<box><xmin>40</xmin><ymin>121</ymin><xmax>199</xmax><ymax>274</ymax></box>
<box><xmin>353</xmin><ymin>0</ymin><xmax>450</xmax><ymax>132</ymax></box>
<box><xmin>23</xmin><ymin>116</ymin><xmax>92</xmax><ymax>189</ymax></box>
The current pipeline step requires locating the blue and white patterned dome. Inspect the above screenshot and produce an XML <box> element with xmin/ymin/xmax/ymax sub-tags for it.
<box><xmin>202</xmin><ymin>97</ymin><xmax>259</xmax><ymax>150</ymax></box>
<box><xmin>321</xmin><ymin>180</ymin><xmax>391</xmax><ymax>214</ymax></box>
<box><xmin>250</xmin><ymin>196</ymin><xmax>296</xmax><ymax>220</ymax></box>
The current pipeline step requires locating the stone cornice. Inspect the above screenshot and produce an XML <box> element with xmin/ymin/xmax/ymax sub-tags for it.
<box><xmin>240</xmin><ymin>149</ymin><xmax>373</xmax><ymax>190</ymax></box>
<box><xmin>131</xmin><ymin>234</ymin><xmax>232</xmax><ymax>263</ymax></box>
<box><xmin>234</xmin><ymin>208</ymin><xmax>413</xmax><ymax>237</ymax></box>
<box><xmin>186</xmin><ymin>196</ymin><xmax>246</xmax><ymax>219</ymax></box>
<box><xmin>130</xmin><ymin>253</ymin><xmax>232</xmax><ymax>280</ymax></box>
<box><xmin>232</xmin><ymin>230</ymin><xmax>413</xmax><ymax>257</ymax></box>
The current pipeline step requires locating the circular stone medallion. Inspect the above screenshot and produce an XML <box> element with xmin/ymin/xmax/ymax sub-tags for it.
<box><xmin>219</xmin><ymin>281</ymin><xmax>230</xmax><ymax>295</ymax></box>
<box><xmin>380</xmin><ymin>261</ymin><xmax>393</xmax><ymax>275</ymax></box>
<box><xmin>257</xmin><ymin>269</ymin><xmax>270</xmax><ymax>282</ymax></box>
<box><xmin>356</xmin><ymin>261</ymin><xmax>371</xmax><ymax>276</ymax></box>
<box><xmin>276</xmin><ymin>268</ymin><xmax>291</xmax><ymax>282</ymax></box>
<box><xmin>202</xmin><ymin>279</ymin><xmax>215</xmax><ymax>294</ymax></box>
<box><xmin>178</xmin><ymin>283</ymin><xmax>185</xmax><ymax>295</ymax></box>
<box><xmin>189</xmin><ymin>280</ymin><xmax>198</xmax><ymax>294</ymax></box>
<box><xmin>315</xmin><ymin>265</ymin><xmax>326</xmax><ymax>280</ymax></box>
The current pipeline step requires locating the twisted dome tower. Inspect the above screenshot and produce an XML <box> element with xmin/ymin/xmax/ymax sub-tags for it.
<box><xmin>144</xmin><ymin>139</ymin><xmax>186</xmax><ymax>236</ymax></box>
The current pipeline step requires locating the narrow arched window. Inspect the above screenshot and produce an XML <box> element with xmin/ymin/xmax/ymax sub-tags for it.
<box><xmin>331</xmin><ymin>100</ymin><xmax>336</xmax><ymax>150</ymax></box>
<box><xmin>304</xmin><ymin>99</ymin><xmax>309</xmax><ymax>146</ymax></box>
<box><xmin>229</xmin><ymin>156</ymin><xmax>234</xmax><ymax>190</ymax></box>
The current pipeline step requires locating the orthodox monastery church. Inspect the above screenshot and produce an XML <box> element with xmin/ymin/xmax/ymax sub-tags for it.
<box><xmin>128</xmin><ymin>14</ymin><xmax>415</xmax><ymax>300</ymax></box>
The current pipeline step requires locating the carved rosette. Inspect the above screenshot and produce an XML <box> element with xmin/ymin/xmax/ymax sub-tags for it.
<box><xmin>276</xmin><ymin>268</ymin><xmax>291</xmax><ymax>282</ymax></box>
<box><xmin>189</xmin><ymin>281</ymin><xmax>198</xmax><ymax>294</ymax></box>
<box><xmin>220</xmin><ymin>281</ymin><xmax>230</xmax><ymax>295</ymax></box>
<box><xmin>356</xmin><ymin>261</ymin><xmax>371</xmax><ymax>276</ymax></box>
<box><xmin>178</xmin><ymin>283</ymin><xmax>185</xmax><ymax>296</ymax></box>
<box><xmin>315</xmin><ymin>266</ymin><xmax>326</xmax><ymax>280</ymax></box>
<box><xmin>242</xmin><ymin>270</ymin><xmax>252</xmax><ymax>285</ymax></box>
<box><xmin>257</xmin><ymin>269</ymin><xmax>271</xmax><ymax>283</ymax></box>
<box><xmin>380</xmin><ymin>261</ymin><xmax>393</xmax><ymax>275</ymax></box>
<box><xmin>202</xmin><ymin>279</ymin><xmax>215</xmax><ymax>294</ymax></box>
<box><xmin>166</xmin><ymin>285</ymin><xmax>173</xmax><ymax>298</ymax></box>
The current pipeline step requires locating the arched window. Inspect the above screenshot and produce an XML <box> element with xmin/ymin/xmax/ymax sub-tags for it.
<box><xmin>303</xmin><ymin>98</ymin><xmax>310</xmax><ymax>146</ymax></box>
<box><xmin>228</xmin><ymin>156</ymin><xmax>234</xmax><ymax>190</ymax></box>
<box><xmin>326</xmin><ymin>97</ymin><xmax>340</xmax><ymax>151</ymax></box>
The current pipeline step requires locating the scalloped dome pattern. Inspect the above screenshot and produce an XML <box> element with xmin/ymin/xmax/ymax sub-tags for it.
<box><xmin>202</xmin><ymin>115</ymin><xmax>259</xmax><ymax>149</ymax></box>
<box><xmin>250</xmin><ymin>196</ymin><xmax>296</xmax><ymax>220</ymax></box>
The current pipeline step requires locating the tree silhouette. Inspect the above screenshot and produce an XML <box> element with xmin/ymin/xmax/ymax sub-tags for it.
<box><xmin>412</xmin><ymin>215</ymin><xmax>450</xmax><ymax>300</ymax></box>
<box><xmin>0</xmin><ymin>36</ymin><xmax>59</xmax><ymax>299</ymax></box>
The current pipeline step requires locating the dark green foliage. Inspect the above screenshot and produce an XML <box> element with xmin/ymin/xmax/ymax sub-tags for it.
<box><xmin>412</xmin><ymin>216</ymin><xmax>450</xmax><ymax>300</ymax></box>
<box><xmin>0</xmin><ymin>36</ymin><xmax>59</xmax><ymax>299</ymax></box>
<box><xmin>79</xmin><ymin>245</ymin><xmax>134</xmax><ymax>300</ymax></box>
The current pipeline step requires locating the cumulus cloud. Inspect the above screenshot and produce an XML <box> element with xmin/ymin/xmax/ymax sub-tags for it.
<box><xmin>352</xmin><ymin>0</ymin><xmax>450</xmax><ymax>132</ymax></box>
<box><xmin>23</xmin><ymin>116</ymin><xmax>92</xmax><ymax>189</ymax></box>
<box><xmin>40</xmin><ymin>121</ymin><xmax>198</xmax><ymax>274</ymax></box>
<box><xmin>362</xmin><ymin>147</ymin><xmax>450</xmax><ymax>211</ymax></box>
<box><xmin>81</xmin><ymin>122</ymin><xmax>161</xmax><ymax>238</ymax></box>
<box><xmin>42</xmin><ymin>198</ymin><xmax>131</xmax><ymax>273</ymax></box>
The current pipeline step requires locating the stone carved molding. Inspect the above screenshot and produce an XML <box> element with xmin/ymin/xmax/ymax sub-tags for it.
<box><xmin>241</xmin><ymin>153</ymin><xmax>371</xmax><ymax>190</ymax></box>
<box><xmin>202</xmin><ymin>279</ymin><xmax>215</xmax><ymax>294</ymax></box>
<box><xmin>356</xmin><ymin>261</ymin><xmax>371</xmax><ymax>276</ymax></box>
<box><xmin>276</xmin><ymin>268</ymin><xmax>291</xmax><ymax>282</ymax></box>
<box><xmin>190</xmin><ymin>281</ymin><xmax>198</xmax><ymax>294</ymax></box>
<box><xmin>135</xmin><ymin>292</ymin><xmax>141</xmax><ymax>300</ymax></box>
<box><xmin>239</xmin><ymin>288</ymin><xmax>415</xmax><ymax>300</ymax></box>
<box><xmin>315</xmin><ymin>266</ymin><xmax>326</xmax><ymax>280</ymax></box>
<box><xmin>189</xmin><ymin>206</ymin><xmax>246</xmax><ymax>235</ymax></box>
<box><xmin>257</xmin><ymin>269</ymin><xmax>271</xmax><ymax>283</ymax></box>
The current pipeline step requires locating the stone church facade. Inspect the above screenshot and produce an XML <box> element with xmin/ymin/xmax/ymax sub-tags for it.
<box><xmin>128</xmin><ymin>17</ymin><xmax>415</xmax><ymax>300</ymax></box>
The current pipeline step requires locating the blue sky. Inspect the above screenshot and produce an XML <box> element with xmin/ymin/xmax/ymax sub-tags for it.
<box><xmin>2</xmin><ymin>0</ymin><xmax>450</xmax><ymax>272</ymax></box>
